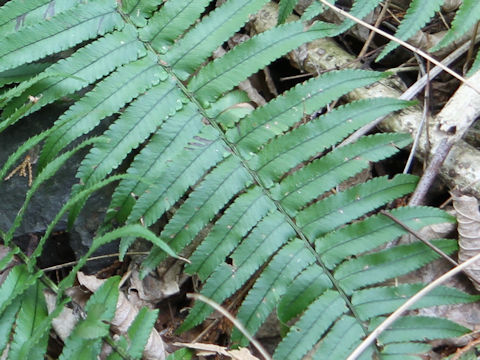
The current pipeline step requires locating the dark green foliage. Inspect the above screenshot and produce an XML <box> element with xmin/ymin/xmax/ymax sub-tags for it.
<box><xmin>0</xmin><ymin>1</ymin><xmax>474</xmax><ymax>359</ymax></box>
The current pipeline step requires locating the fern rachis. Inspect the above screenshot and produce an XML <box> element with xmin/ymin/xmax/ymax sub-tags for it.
<box><xmin>0</xmin><ymin>1</ymin><xmax>477</xmax><ymax>359</ymax></box>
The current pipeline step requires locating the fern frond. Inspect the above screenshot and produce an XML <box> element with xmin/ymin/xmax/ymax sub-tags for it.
<box><xmin>274</xmin><ymin>290</ymin><xmax>348</xmax><ymax>360</ymax></box>
<box><xmin>229</xmin><ymin>70</ymin><xmax>389</xmax><ymax>159</ymax></box>
<box><xmin>138</xmin><ymin>156</ymin><xmax>252</xmax><ymax>275</ymax></box>
<box><xmin>377</xmin><ymin>0</ymin><xmax>443</xmax><ymax>60</ymax></box>
<box><xmin>122</xmin><ymin>0</ymin><xmax>162</xmax><ymax>27</ymax></box>
<box><xmin>139</xmin><ymin>0</ymin><xmax>212</xmax><ymax>51</ymax></box>
<box><xmin>106</xmin><ymin>104</ymin><xmax>203</xmax><ymax>222</ymax></box>
<box><xmin>189</xmin><ymin>20</ymin><xmax>338</xmax><ymax>104</ymax></box>
<box><xmin>179</xmin><ymin>212</ymin><xmax>295</xmax><ymax>332</ymax></box>
<box><xmin>186</xmin><ymin>187</ymin><xmax>275</xmax><ymax>279</ymax></box>
<box><xmin>297</xmin><ymin>174</ymin><xmax>418</xmax><ymax>239</ymax></box>
<box><xmin>311</xmin><ymin>315</ymin><xmax>367</xmax><ymax>360</ymax></box>
<box><xmin>0</xmin><ymin>0</ymin><xmax>122</xmax><ymax>73</ymax></box>
<box><xmin>374</xmin><ymin>315</ymin><xmax>469</xmax><ymax>343</ymax></box>
<box><xmin>125</xmin><ymin>307</ymin><xmax>159</xmax><ymax>359</ymax></box>
<box><xmin>352</xmin><ymin>284</ymin><xmax>480</xmax><ymax>321</ymax></box>
<box><xmin>316</xmin><ymin>206</ymin><xmax>455</xmax><ymax>268</ymax></box>
<box><xmin>273</xmin><ymin>133</ymin><xmax>412</xmax><ymax>214</ymax></box>
<box><xmin>8</xmin><ymin>283</ymin><xmax>48</xmax><ymax>360</ymax></box>
<box><xmin>278</xmin><ymin>0</ymin><xmax>298</xmax><ymax>24</ymax></box>
<box><xmin>38</xmin><ymin>51</ymin><xmax>161</xmax><ymax>169</ymax></box>
<box><xmin>0</xmin><ymin>301</ymin><xmax>21</xmax><ymax>355</ymax></box>
<box><xmin>0</xmin><ymin>63</ymin><xmax>51</xmax><ymax>88</ymax></box>
<box><xmin>432</xmin><ymin>0</ymin><xmax>480</xmax><ymax>51</ymax></box>
<box><xmin>277</xmin><ymin>265</ymin><xmax>331</xmax><ymax>323</ymax></box>
<box><xmin>127</xmin><ymin>128</ymin><xmax>227</xmax><ymax>226</ymax></box>
<box><xmin>0</xmin><ymin>0</ymin><xmax>77</xmax><ymax>36</ymax></box>
<box><xmin>59</xmin><ymin>276</ymin><xmax>120</xmax><ymax>360</ymax></box>
<box><xmin>252</xmin><ymin>99</ymin><xmax>413</xmax><ymax>185</ymax></box>
<box><xmin>335</xmin><ymin>239</ymin><xmax>457</xmax><ymax>294</ymax></box>
<box><xmin>0</xmin><ymin>265</ymin><xmax>42</xmax><ymax>315</ymax></box>
<box><xmin>163</xmin><ymin>0</ymin><xmax>270</xmax><ymax>80</ymax></box>
<box><xmin>2</xmin><ymin>25</ymin><xmax>145</xmax><ymax>127</ymax></box>
<box><xmin>230</xmin><ymin>239</ymin><xmax>316</xmax><ymax>345</ymax></box>
<box><xmin>75</xmin><ymin>77</ymin><xmax>185</xmax><ymax>189</ymax></box>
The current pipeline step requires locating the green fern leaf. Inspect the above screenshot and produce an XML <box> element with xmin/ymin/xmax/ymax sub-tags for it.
<box><xmin>122</xmin><ymin>0</ymin><xmax>161</xmax><ymax>27</ymax></box>
<box><xmin>380</xmin><ymin>342</ymin><xmax>431</xmax><ymax>360</ymax></box>
<box><xmin>0</xmin><ymin>0</ymin><xmax>122</xmax><ymax>73</ymax></box>
<box><xmin>75</xmin><ymin>77</ymin><xmax>185</xmax><ymax>189</ymax></box>
<box><xmin>166</xmin><ymin>348</ymin><xmax>193</xmax><ymax>360</ymax></box>
<box><xmin>277</xmin><ymin>265</ymin><xmax>331</xmax><ymax>323</ymax></box>
<box><xmin>301</xmin><ymin>1</ymin><xmax>326</xmax><ymax>21</ymax></box>
<box><xmin>0</xmin><ymin>265</ymin><xmax>42</xmax><ymax>315</ymax></box>
<box><xmin>59</xmin><ymin>276</ymin><xmax>120</xmax><ymax>360</ymax></box>
<box><xmin>107</xmin><ymin>104</ymin><xmax>204</xmax><ymax>223</ymax></box>
<box><xmin>278</xmin><ymin>0</ymin><xmax>298</xmax><ymax>24</ymax></box>
<box><xmin>274</xmin><ymin>290</ymin><xmax>347</xmax><ymax>360</ymax></box>
<box><xmin>378</xmin><ymin>0</ymin><xmax>443</xmax><ymax>60</ymax></box>
<box><xmin>0</xmin><ymin>63</ymin><xmax>51</xmax><ymax>88</ymax></box>
<box><xmin>189</xmin><ymin>20</ymin><xmax>338</xmax><ymax>104</ymax></box>
<box><xmin>316</xmin><ymin>206</ymin><xmax>455</xmax><ymax>269</ymax></box>
<box><xmin>0</xmin><ymin>301</ymin><xmax>21</xmax><ymax>355</ymax></box>
<box><xmin>125</xmin><ymin>307</ymin><xmax>158</xmax><ymax>359</ymax></box>
<box><xmin>186</xmin><ymin>187</ymin><xmax>275</xmax><ymax>279</ymax></box>
<box><xmin>432</xmin><ymin>0</ymin><xmax>480</xmax><ymax>51</ymax></box>
<box><xmin>8</xmin><ymin>283</ymin><xmax>48</xmax><ymax>360</ymax></box>
<box><xmin>178</xmin><ymin>212</ymin><xmax>295</xmax><ymax>332</ymax></box>
<box><xmin>38</xmin><ymin>51</ymin><xmax>161</xmax><ymax>169</ymax></box>
<box><xmin>231</xmin><ymin>239</ymin><xmax>316</xmax><ymax>345</ymax></box>
<box><xmin>353</xmin><ymin>284</ymin><xmax>480</xmax><ymax>321</ymax></box>
<box><xmin>335</xmin><ymin>239</ymin><xmax>457</xmax><ymax>294</ymax></box>
<box><xmin>139</xmin><ymin>0</ymin><xmax>212</xmax><ymax>52</ymax></box>
<box><xmin>250</xmin><ymin>98</ymin><xmax>413</xmax><ymax>182</ymax></box>
<box><xmin>467</xmin><ymin>50</ymin><xmax>480</xmax><ymax>76</ymax></box>
<box><xmin>273</xmin><ymin>133</ymin><xmax>412</xmax><ymax>214</ymax></box>
<box><xmin>298</xmin><ymin>174</ymin><xmax>418</xmax><ymax>239</ymax></box>
<box><xmin>138</xmin><ymin>157</ymin><xmax>252</xmax><ymax>275</ymax></box>
<box><xmin>229</xmin><ymin>70</ymin><xmax>389</xmax><ymax>159</ymax></box>
<box><xmin>2</xmin><ymin>25</ymin><xmax>145</xmax><ymax>127</ymax></box>
<box><xmin>0</xmin><ymin>0</ymin><xmax>77</xmax><ymax>36</ymax></box>
<box><xmin>312</xmin><ymin>315</ymin><xmax>367</xmax><ymax>360</ymax></box>
<box><xmin>375</xmin><ymin>316</ymin><xmax>470</xmax><ymax>343</ymax></box>
<box><xmin>163</xmin><ymin>0</ymin><xmax>270</xmax><ymax>80</ymax></box>
<box><xmin>127</xmin><ymin>129</ymin><xmax>227</xmax><ymax>226</ymax></box>
<box><xmin>336</xmin><ymin>0</ymin><xmax>383</xmax><ymax>34</ymax></box>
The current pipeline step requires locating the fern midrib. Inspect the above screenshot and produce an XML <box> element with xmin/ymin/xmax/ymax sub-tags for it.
<box><xmin>116</xmin><ymin>2</ymin><xmax>371</xmax><ymax>342</ymax></box>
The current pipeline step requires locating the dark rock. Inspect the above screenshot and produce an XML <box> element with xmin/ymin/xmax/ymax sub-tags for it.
<box><xmin>0</xmin><ymin>106</ymin><xmax>118</xmax><ymax>273</ymax></box>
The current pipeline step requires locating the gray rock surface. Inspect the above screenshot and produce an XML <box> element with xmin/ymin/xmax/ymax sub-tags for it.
<box><xmin>0</xmin><ymin>106</ymin><xmax>117</xmax><ymax>272</ymax></box>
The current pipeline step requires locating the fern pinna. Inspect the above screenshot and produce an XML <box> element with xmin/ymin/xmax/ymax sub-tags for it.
<box><xmin>0</xmin><ymin>0</ymin><xmax>478</xmax><ymax>359</ymax></box>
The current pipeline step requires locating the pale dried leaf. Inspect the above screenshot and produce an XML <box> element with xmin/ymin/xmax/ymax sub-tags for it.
<box><xmin>44</xmin><ymin>290</ymin><xmax>79</xmax><ymax>341</ymax></box>
<box><xmin>453</xmin><ymin>191</ymin><xmax>480</xmax><ymax>291</ymax></box>
<box><xmin>173</xmin><ymin>342</ymin><xmax>260</xmax><ymax>360</ymax></box>
<box><xmin>77</xmin><ymin>272</ymin><xmax>166</xmax><ymax>359</ymax></box>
